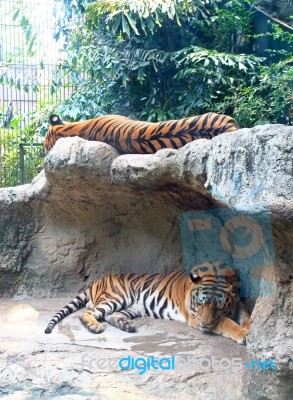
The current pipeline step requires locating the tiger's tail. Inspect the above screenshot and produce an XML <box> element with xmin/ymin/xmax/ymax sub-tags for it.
<box><xmin>44</xmin><ymin>290</ymin><xmax>89</xmax><ymax>334</ymax></box>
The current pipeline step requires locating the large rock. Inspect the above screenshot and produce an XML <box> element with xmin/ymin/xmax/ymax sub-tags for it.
<box><xmin>0</xmin><ymin>124</ymin><xmax>292</xmax><ymax>399</ymax></box>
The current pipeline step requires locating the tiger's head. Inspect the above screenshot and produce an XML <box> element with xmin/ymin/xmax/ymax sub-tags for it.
<box><xmin>189</xmin><ymin>262</ymin><xmax>240</xmax><ymax>331</ymax></box>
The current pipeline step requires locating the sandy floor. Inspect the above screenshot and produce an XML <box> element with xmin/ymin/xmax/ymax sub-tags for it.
<box><xmin>0</xmin><ymin>299</ymin><xmax>250</xmax><ymax>400</ymax></box>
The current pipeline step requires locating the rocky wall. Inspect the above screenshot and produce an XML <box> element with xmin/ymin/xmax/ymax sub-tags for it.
<box><xmin>0</xmin><ymin>124</ymin><xmax>292</xmax><ymax>399</ymax></box>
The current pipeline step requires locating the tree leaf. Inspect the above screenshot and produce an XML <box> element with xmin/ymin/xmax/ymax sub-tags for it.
<box><xmin>122</xmin><ymin>15</ymin><xmax>130</xmax><ymax>37</ymax></box>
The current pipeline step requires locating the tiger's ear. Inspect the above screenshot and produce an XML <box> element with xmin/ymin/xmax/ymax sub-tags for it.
<box><xmin>227</xmin><ymin>280</ymin><xmax>240</xmax><ymax>296</ymax></box>
<box><xmin>190</xmin><ymin>272</ymin><xmax>202</xmax><ymax>283</ymax></box>
<box><xmin>49</xmin><ymin>114</ymin><xmax>64</xmax><ymax>126</ymax></box>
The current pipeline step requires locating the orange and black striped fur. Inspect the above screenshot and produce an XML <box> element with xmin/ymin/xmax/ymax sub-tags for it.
<box><xmin>45</xmin><ymin>262</ymin><xmax>250</xmax><ymax>344</ymax></box>
<box><xmin>44</xmin><ymin>112</ymin><xmax>239</xmax><ymax>154</ymax></box>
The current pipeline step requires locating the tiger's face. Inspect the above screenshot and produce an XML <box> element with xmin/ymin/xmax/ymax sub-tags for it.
<box><xmin>189</xmin><ymin>262</ymin><xmax>240</xmax><ymax>331</ymax></box>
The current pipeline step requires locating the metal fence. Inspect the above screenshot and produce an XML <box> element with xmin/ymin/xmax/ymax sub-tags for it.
<box><xmin>0</xmin><ymin>0</ymin><xmax>71</xmax><ymax>187</ymax></box>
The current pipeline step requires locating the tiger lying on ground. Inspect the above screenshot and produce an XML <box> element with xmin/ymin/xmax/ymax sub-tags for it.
<box><xmin>44</xmin><ymin>112</ymin><xmax>239</xmax><ymax>154</ymax></box>
<box><xmin>45</xmin><ymin>262</ymin><xmax>250</xmax><ymax>344</ymax></box>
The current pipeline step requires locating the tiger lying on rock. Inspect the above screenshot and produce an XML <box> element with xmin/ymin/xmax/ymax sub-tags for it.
<box><xmin>44</xmin><ymin>112</ymin><xmax>239</xmax><ymax>154</ymax></box>
<box><xmin>45</xmin><ymin>262</ymin><xmax>250</xmax><ymax>344</ymax></box>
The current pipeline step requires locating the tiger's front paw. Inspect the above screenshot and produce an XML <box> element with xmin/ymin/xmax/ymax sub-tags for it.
<box><xmin>233</xmin><ymin>327</ymin><xmax>249</xmax><ymax>345</ymax></box>
<box><xmin>117</xmin><ymin>318</ymin><xmax>136</xmax><ymax>332</ymax></box>
<box><xmin>80</xmin><ymin>312</ymin><xmax>104</xmax><ymax>334</ymax></box>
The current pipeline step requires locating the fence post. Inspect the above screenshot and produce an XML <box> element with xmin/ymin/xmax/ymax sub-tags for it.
<box><xmin>19</xmin><ymin>143</ymin><xmax>25</xmax><ymax>185</ymax></box>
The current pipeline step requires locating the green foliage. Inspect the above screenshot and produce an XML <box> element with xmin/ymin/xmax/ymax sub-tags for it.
<box><xmin>52</xmin><ymin>0</ymin><xmax>270</xmax><ymax>123</ymax></box>
<box><xmin>0</xmin><ymin>1</ymin><xmax>38</xmax><ymax>64</ymax></box>
<box><xmin>223</xmin><ymin>57</ymin><xmax>293</xmax><ymax>126</ymax></box>
<box><xmin>0</xmin><ymin>137</ymin><xmax>44</xmax><ymax>188</ymax></box>
<box><xmin>218</xmin><ymin>23</ymin><xmax>293</xmax><ymax>127</ymax></box>
<box><xmin>12</xmin><ymin>10</ymin><xmax>37</xmax><ymax>57</ymax></box>
<box><xmin>0</xmin><ymin>105</ymin><xmax>55</xmax><ymax>188</ymax></box>
<box><xmin>270</xmin><ymin>23</ymin><xmax>293</xmax><ymax>45</ymax></box>
<box><xmin>52</xmin><ymin>0</ymin><xmax>292</xmax><ymax>126</ymax></box>
<box><xmin>171</xmin><ymin>47</ymin><xmax>261</xmax><ymax>115</ymax></box>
